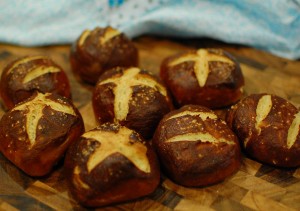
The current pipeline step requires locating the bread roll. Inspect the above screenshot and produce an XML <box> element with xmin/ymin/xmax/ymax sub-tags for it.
<box><xmin>0</xmin><ymin>92</ymin><xmax>84</xmax><ymax>176</ymax></box>
<box><xmin>0</xmin><ymin>56</ymin><xmax>71</xmax><ymax>110</ymax></box>
<box><xmin>160</xmin><ymin>48</ymin><xmax>244</xmax><ymax>108</ymax></box>
<box><xmin>92</xmin><ymin>66</ymin><xmax>173</xmax><ymax>139</ymax></box>
<box><xmin>153</xmin><ymin>105</ymin><xmax>241</xmax><ymax>187</ymax></box>
<box><xmin>227</xmin><ymin>93</ymin><xmax>300</xmax><ymax>167</ymax></box>
<box><xmin>70</xmin><ymin>26</ymin><xmax>138</xmax><ymax>84</ymax></box>
<box><xmin>64</xmin><ymin>123</ymin><xmax>160</xmax><ymax>207</ymax></box>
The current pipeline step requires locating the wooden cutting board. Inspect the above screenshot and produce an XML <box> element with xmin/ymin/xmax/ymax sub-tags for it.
<box><xmin>0</xmin><ymin>36</ymin><xmax>300</xmax><ymax>211</ymax></box>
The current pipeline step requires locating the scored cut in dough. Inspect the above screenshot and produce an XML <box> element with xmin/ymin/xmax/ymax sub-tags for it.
<box><xmin>99</xmin><ymin>67</ymin><xmax>167</xmax><ymax>121</ymax></box>
<box><xmin>78</xmin><ymin>30</ymin><xmax>91</xmax><ymax>46</ymax></box>
<box><xmin>6</xmin><ymin>56</ymin><xmax>47</xmax><ymax>75</ymax></box>
<box><xmin>166</xmin><ymin>110</ymin><xmax>217</xmax><ymax>121</ymax></box>
<box><xmin>99</xmin><ymin>27</ymin><xmax>120</xmax><ymax>45</ymax></box>
<box><xmin>169</xmin><ymin>49</ymin><xmax>234</xmax><ymax>87</ymax></box>
<box><xmin>255</xmin><ymin>95</ymin><xmax>272</xmax><ymax>134</ymax></box>
<box><xmin>22</xmin><ymin>66</ymin><xmax>61</xmax><ymax>83</ymax></box>
<box><xmin>287</xmin><ymin>112</ymin><xmax>300</xmax><ymax>149</ymax></box>
<box><xmin>12</xmin><ymin>93</ymin><xmax>76</xmax><ymax>147</ymax></box>
<box><xmin>166</xmin><ymin>132</ymin><xmax>235</xmax><ymax>145</ymax></box>
<box><xmin>83</xmin><ymin>128</ymin><xmax>150</xmax><ymax>173</ymax></box>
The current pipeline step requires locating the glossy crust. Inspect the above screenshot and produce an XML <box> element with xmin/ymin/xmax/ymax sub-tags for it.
<box><xmin>153</xmin><ymin>105</ymin><xmax>241</xmax><ymax>187</ymax></box>
<box><xmin>160</xmin><ymin>48</ymin><xmax>244</xmax><ymax>108</ymax></box>
<box><xmin>64</xmin><ymin>123</ymin><xmax>160</xmax><ymax>207</ymax></box>
<box><xmin>70</xmin><ymin>26</ymin><xmax>138</xmax><ymax>84</ymax></box>
<box><xmin>0</xmin><ymin>56</ymin><xmax>71</xmax><ymax>110</ymax></box>
<box><xmin>92</xmin><ymin>67</ymin><xmax>173</xmax><ymax>139</ymax></box>
<box><xmin>0</xmin><ymin>92</ymin><xmax>84</xmax><ymax>176</ymax></box>
<box><xmin>226</xmin><ymin>93</ymin><xmax>300</xmax><ymax>167</ymax></box>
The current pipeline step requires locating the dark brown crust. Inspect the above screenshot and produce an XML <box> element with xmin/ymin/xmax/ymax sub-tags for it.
<box><xmin>226</xmin><ymin>93</ymin><xmax>300</xmax><ymax>168</ymax></box>
<box><xmin>0</xmin><ymin>56</ymin><xmax>71</xmax><ymax>110</ymax></box>
<box><xmin>0</xmin><ymin>92</ymin><xmax>84</xmax><ymax>176</ymax></box>
<box><xmin>64</xmin><ymin>123</ymin><xmax>160</xmax><ymax>207</ymax></box>
<box><xmin>153</xmin><ymin>105</ymin><xmax>241</xmax><ymax>187</ymax></box>
<box><xmin>92</xmin><ymin>67</ymin><xmax>173</xmax><ymax>139</ymax></box>
<box><xmin>70</xmin><ymin>27</ymin><xmax>139</xmax><ymax>84</ymax></box>
<box><xmin>160</xmin><ymin>48</ymin><xmax>244</xmax><ymax>108</ymax></box>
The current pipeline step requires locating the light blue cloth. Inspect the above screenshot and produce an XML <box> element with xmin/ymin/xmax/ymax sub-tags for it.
<box><xmin>0</xmin><ymin>0</ymin><xmax>299</xmax><ymax>59</ymax></box>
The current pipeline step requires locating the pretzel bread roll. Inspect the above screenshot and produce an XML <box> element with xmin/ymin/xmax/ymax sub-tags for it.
<box><xmin>92</xmin><ymin>66</ymin><xmax>173</xmax><ymax>139</ymax></box>
<box><xmin>153</xmin><ymin>105</ymin><xmax>241</xmax><ymax>187</ymax></box>
<box><xmin>227</xmin><ymin>93</ymin><xmax>300</xmax><ymax>167</ymax></box>
<box><xmin>0</xmin><ymin>92</ymin><xmax>84</xmax><ymax>176</ymax></box>
<box><xmin>160</xmin><ymin>48</ymin><xmax>244</xmax><ymax>108</ymax></box>
<box><xmin>0</xmin><ymin>56</ymin><xmax>71</xmax><ymax>110</ymax></box>
<box><xmin>64</xmin><ymin>123</ymin><xmax>160</xmax><ymax>207</ymax></box>
<box><xmin>70</xmin><ymin>26</ymin><xmax>138</xmax><ymax>84</ymax></box>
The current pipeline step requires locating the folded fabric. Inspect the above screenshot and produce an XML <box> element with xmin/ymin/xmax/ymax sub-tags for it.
<box><xmin>0</xmin><ymin>0</ymin><xmax>299</xmax><ymax>59</ymax></box>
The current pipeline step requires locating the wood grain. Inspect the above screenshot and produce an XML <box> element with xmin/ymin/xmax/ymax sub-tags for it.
<box><xmin>0</xmin><ymin>36</ymin><xmax>300</xmax><ymax>210</ymax></box>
